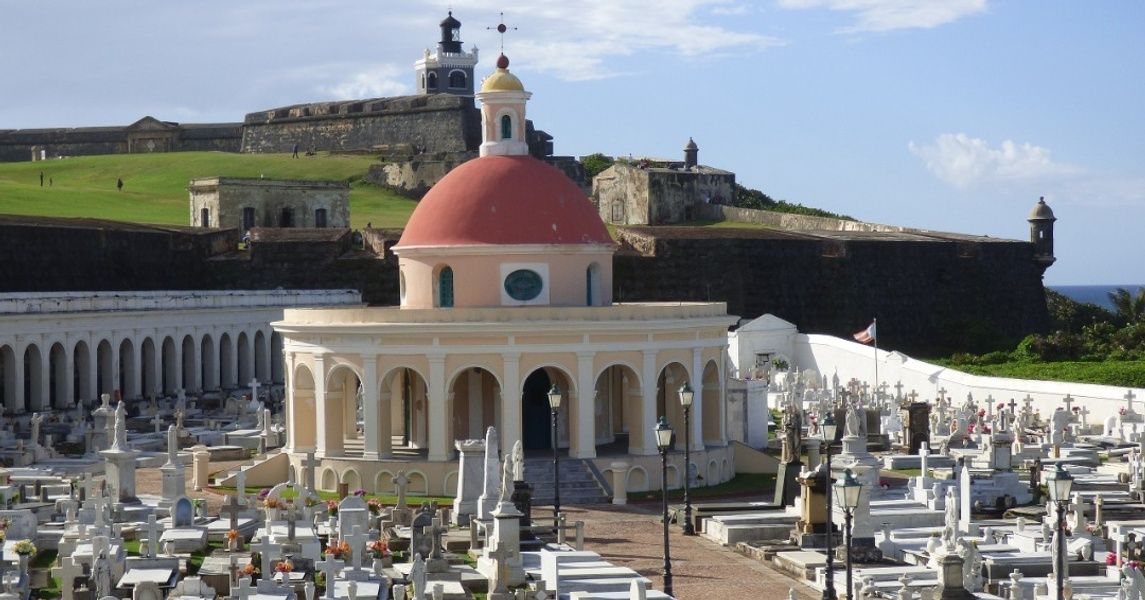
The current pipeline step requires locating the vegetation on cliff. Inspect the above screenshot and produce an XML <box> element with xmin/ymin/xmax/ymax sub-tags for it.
<box><xmin>935</xmin><ymin>288</ymin><xmax>1145</xmax><ymax>387</ymax></box>
<box><xmin>732</xmin><ymin>183</ymin><xmax>854</xmax><ymax>221</ymax></box>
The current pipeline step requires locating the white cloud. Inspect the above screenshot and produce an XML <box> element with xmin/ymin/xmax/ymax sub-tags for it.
<box><xmin>908</xmin><ymin>133</ymin><xmax>1081</xmax><ymax>188</ymax></box>
<box><xmin>778</xmin><ymin>0</ymin><xmax>988</xmax><ymax>33</ymax></box>
<box><xmin>425</xmin><ymin>1</ymin><xmax>784</xmax><ymax>81</ymax></box>
<box><xmin>319</xmin><ymin>65</ymin><xmax>410</xmax><ymax>100</ymax></box>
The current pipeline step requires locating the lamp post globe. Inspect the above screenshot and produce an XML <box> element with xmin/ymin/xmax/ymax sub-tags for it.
<box><xmin>678</xmin><ymin>383</ymin><xmax>696</xmax><ymax>535</ymax></box>
<box><xmin>655</xmin><ymin>416</ymin><xmax>674</xmax><ymax>597</ymax></box>
<box><xmin>835</xmin><ymin>468</ymin><xmax>862</xmax><ymax>600</ymax></box>
<box><xmin>1047</xmin><ymin>463</ymin><xmax>1074</xmax><ymax>600</ymax></box>
<box><xmin>821</xmin><ymin>411</ymin><xmax>838</xmax><ymax>600</ymax></box>
<box><xmin>548</xmin><ymin>384</ymin><xmax>562</xmax><ymax>527</ymax></box>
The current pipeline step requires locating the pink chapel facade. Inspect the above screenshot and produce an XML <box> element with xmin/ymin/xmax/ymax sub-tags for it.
<box><xmin>274</xmin><ymin>57</ymin><xmax>738</xmax><ymax>497</ymax></box>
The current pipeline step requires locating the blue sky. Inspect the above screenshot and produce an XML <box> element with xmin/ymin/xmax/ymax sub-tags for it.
<box><xmin>1</xmin><ymin>1</ymin><xmax>1141</xmax><ymax>285</ymax></box>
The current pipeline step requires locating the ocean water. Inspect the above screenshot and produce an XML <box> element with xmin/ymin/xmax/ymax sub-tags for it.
<box><xmin>1050</xmin><ymin>285</ymin><xmax>1145</xmax><ymax>310</ymax></box>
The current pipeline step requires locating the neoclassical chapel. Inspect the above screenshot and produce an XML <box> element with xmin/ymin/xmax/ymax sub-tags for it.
<box><xmin>274</xmin><ymin>55</ymin><xmax>738</xmax><ymax>496</ymax></box>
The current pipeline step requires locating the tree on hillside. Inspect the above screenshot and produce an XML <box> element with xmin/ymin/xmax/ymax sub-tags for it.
<box><xmin>581</xmin><ymin>153</ymin><xmax>614</xmax><ymax>179</ymax></box>
<box><xmin>1108</xmin><ymin>287</ymin><xmax>1145</xmax><ymax>324</ymax></box>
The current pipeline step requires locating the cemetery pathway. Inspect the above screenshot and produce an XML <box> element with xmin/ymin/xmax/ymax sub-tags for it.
<box><xmin>563</xmin><ymin>503</ymin><xmax>821</xmax><ymax>600</ymax></box>
<box><xmin>135</xmin><ymin>462</ymin><xmax>817</xmax><ymax>600</ymax></box>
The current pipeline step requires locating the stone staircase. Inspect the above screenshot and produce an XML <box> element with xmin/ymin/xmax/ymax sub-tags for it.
<box><xmin>523</xmin><ymin>457</ymin><xmax>611</xmax><ymax>506</ymax></box>
<box><xmin>211</xmin><ymin>448</ymin><xmax>285</xmax><ymax>486</ymax></box>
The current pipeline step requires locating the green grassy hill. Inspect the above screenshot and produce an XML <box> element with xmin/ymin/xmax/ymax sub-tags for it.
<box><xmin>0</xmin><ymin>151</ymin><xmax>418</xmax><ymax>228</ymax></box>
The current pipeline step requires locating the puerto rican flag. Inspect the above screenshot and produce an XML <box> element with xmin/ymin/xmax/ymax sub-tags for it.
<box><xmin>853</xmin><ymin>321</ymin><xmax>876</xmax><ymax>345</ymax></box>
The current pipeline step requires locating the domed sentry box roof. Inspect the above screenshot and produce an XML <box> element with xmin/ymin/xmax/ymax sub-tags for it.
<box><xmin>395</xmin><ymin>155</ymin><xmax>613</xmax><ymax>248</ymax></box>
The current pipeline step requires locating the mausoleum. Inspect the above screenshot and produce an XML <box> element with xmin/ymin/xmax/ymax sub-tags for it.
<box><xmin>273</xmin><ymin>55</ymin><xmax>738</xmax><ymax>497</ymax></box>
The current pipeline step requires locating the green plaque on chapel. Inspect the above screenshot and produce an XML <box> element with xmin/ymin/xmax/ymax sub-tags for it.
<box><xmin>504</xmin><ymin>269</ymin><xmax>543</xmax><ymax>301</ymax></box>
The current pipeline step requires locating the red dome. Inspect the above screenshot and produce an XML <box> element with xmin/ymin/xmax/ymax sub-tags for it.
<box><xmin>396</xmin><ymin>155</ymin><xmax>613</xmax><ymax>247</ymax></box>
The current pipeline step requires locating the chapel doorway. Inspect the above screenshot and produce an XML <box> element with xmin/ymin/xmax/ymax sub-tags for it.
<box><xmin>521</xmin><ymin>369</ymin><xmax>552</xmax><ymax>450</ymax></box>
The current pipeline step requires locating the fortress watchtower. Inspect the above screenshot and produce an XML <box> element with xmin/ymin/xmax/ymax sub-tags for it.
<box><xmin>415</xmin><ymin>11</ymin><xmax>479</xmax><ymax>97</ymax></box>
<box><xmin>1028</xmin><ymin>196</ymin><xmax>1057</xmax><ymax>272</ymax></box>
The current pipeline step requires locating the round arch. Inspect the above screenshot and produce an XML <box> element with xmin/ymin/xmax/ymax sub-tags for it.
<box><xmin>96</xmin><ymin>339</ymin><xmax>114</xmax><ymax>397</ymax></box>
<box><xmin>119</xmin><ymin>338</ymin><xmax>137</xmax><ymax>400</ymax></box>
<box><xmin>519</xmin><ymin>365</ymin><xmax>576</xmax><ymax>453</ymax></box>
<box><xmin>592</xmin><ymin>362</ymin><xmax>643</xmax><ymax>454</ymax></box>
<box><xmin>324</xmin><ymin>363</ymin><xmax>363</xmax><ymax>457</ymax></box>
<box><xmin>200</xmin><ymin>334</ymin><xmax>218</xmax><ymax>392</ymax></box>
<box><xmin>702</xmin><ymin>359</ymin><xmax>722</xmax><ymax>446</ymax></box>
<box><xmin>140</xmin><ymin>337</ymin><xmax>157</xmax><ymax>400</ymax></box>
<box><xmin>291</xmin><ymin>363</ymin><xmax>317</xmax><ymax>451</ymax></box>
<box><xmin>380</xmin><ymin>366</ymin><xmax>430</xmax><ymax>452</ymax></box>
<box><xmin>656</xmin><ymin>361</ymin><xmax>690</xmax><ymax>451</ymax></box>
<box><xmin>73</xmin><ymin>340</ymin><xmax>92</xmax><ymax>404</ymax></box>
<box><xmin>160</xmin><ymin>336</ymin><xmax>178</xmax><ymax>395</ymax></box>
<box><xmin>236</xmin><ymin>332</ymin><xmax>252</xmax><ymax>385</ymax></box>
<box><xmin>49</xmin><ymin>342</ymin><xmax>68</xmax><ymax>408</ymax></box>
<box><xmin>181</xmin><ymin>335</ymin><xmax>197</xmax><ymax>394</ymax></box>
<box><xmin>254</xmin><ymin>330</ymin><xmax>269</xmax><ymax>382</ymax></box>
<box><xmin>219</xmin><ymin>333</ymin><xmax>235</xmax><ymax>390</ymax></box>
<box><xmin>446</xmin><ymin>365</ymin><xmax>502</xmax><ymax>443</ymax></box>
<box><xmin>0</xmin><ymin>345</ymin><xmax>17</xmax><ymax>411</ymax></box>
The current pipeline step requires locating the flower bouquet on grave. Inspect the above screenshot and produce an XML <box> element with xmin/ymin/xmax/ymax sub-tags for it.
<box><xmin>0</xmin><ymin>517</ymin><xmax>11</xmax><ymax>532</ymax></box>
<box><xmin>367</xmin><ymin>499</ymin><xmax>383</xmax><ymax>515</ymax></box>
<box><xmin>353</xmin><ymin>488</ymin><xmax>367</xmax><ymax>497</ymax></box>
<box><xmin>304</xmin><ymin>497</ymin><xmax>319</xmax><ymax>508</ymax></box>
<box><xmin>13</xmin><ymin>540</ymin><xmax>35</xmax><ymax>556</ymax></box>
<box><xmin>274</xmin><ymin>560</ymin><xmax>294</xmax><ymax>574</ymax></box>
<box><xmin>1121</xmin><ymin>407</ymin><xmax>1128</xmax><ymax>416</ymax></box>
<box><xmin>326</xmin><ymin>500</ymin><xmax>339</xmax><ymax>517</ymax></box>
<box><xmin>325</xmin><ymin>540</ymin><xmax>350</xmax><ymax>560</ymax></box>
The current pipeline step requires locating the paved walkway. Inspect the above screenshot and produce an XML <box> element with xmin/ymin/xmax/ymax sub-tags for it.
<box><xmin>135</xmin><ymin>463</ymin><xmax>809</xmax><ymax>600</ymax></box>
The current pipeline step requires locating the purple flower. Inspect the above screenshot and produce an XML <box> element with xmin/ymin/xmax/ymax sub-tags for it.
<box><xmin>353</xmin><ymin>488</ymin><xmax>367</xmax><ymax>497</ymax></box>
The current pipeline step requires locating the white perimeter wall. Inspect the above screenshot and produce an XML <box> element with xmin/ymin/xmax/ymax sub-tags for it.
<box><xmin>792</xmin><ymin>333</ymin><xmax>1142</xmax><ymax>427</ymax></box>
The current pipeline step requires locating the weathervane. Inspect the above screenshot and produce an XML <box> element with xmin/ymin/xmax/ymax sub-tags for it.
<box><xmin>487</xmin><ymin>12</ymin><xmax>517</xmax><ymax>53</ymax></box>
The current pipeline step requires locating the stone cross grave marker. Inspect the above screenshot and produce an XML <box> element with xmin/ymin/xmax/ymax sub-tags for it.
<box><xmin>151</xmin><ymin>412</ymin><xmax>163</xmax><ymax>434</ymax></box>
<box><xmin>344</xmin><ymin>525</ymin><xmax>369</xmax><ymax>571</ymax></box>
<box><xmin>392</xmin><ymin>471</ymin><xmax>410</xmax><ymax>510</ymax></box>
<box><xmin>220</xmin><ymin>495</ymin><xmax>244</xmax><ymax>533</ymax></box>
<box><xmin>1022</xmin><ymin>395</ymin><xmax>1034</xmax><ymax>412</ymax></box>
<box><xmin>317</xmin><ymin>556</ymin><xmax>345</xmax><ymax>600</ymax></box>
<box><xmin>429</xmin><ymin>517</ymin><xmax>448</xmax><ymax>560</ymax></box>
<box><xmin>146</xmin><ymin>514</ymin><xmax>160</xmax><ymax>558</ymax></box>
<box><xmin>1063</xmin><ymin>394</ymin><xmax>1075</xmax><ymax>413</ymax></box>
<box><xmin>253</xmin><ymin>535</ymin><xmax>282</xmax><ymax>578</ymax></box>
<box><xmin>1079</xmin><ymin>404</ymin><xmax>1091</xmax><ymax>427</ymax></box>
<box><xmin>1127</xmin><ymin>390</ymin><xmax>1138</xmax><ymax>414</ymax></box>
<box><xmin>487</xmin><ymin>543</ymin><xmax>514</xmax><ymax>594</ymax></box>
<box><xmin>58</xmin><ymin>557</ymin><xmax>84</xmax><ymax>600</ymax></box>
<box><xmin>249</xmin><ymin>379</ymin><xmax>261</xmax><ymax>403</ymax></box>
<box><xmin>894</xmin><ymin>381</ymin><xmax>904</xmax><ymax>401</ymax></box>
<box><xmin>907</xmin><ymin>390</ymin><xmax>919</xmax><ymax>403</ymax></box>
<box><xmin>235</xmin><ymin>576</ymin><xmax>254</xmax><ymax>600</ymax></box>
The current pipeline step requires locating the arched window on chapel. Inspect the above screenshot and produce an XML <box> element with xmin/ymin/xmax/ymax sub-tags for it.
<box><xmin>500</xmin><ymin>115</ymin><xmax>512</xmax><ymax>140</ymax></box>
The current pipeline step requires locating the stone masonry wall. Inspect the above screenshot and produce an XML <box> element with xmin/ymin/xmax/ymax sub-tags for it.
<box><xmin>0</xmin><ymin>218</ymin><xmax>1047</xmax><ymax>356</ymax></box>
<box><xmin>612</xmin><ymin>228</ymin><xmax>1050</xmax><ymax>356</ymax></box>
<box><xmin>240</xmin><ymin>96</ymin><xmax>480</xmax><ymax>155</ymax></box>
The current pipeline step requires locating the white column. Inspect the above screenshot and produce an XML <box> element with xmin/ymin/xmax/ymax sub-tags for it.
<box><xmin>313</xmin><ymin>355</ymin><xmax>331</xmax><ymax>457</ymax></box>
<box><xmin>110</xmin><ymin>337</ymin><xmax>122</xmax><ymax>398</ymax></box>
<box><xmin>12</xmin><ymin>345</ymin><xmax>25</xmax><ymax>413</ymax></box>
<box><xmin>62</xmin><ymin>344</ymin><xmax>75</xmax><ymax>408</ymax></box>
<box><xmin>172</xmin><ymin>338</ymin><xmax>183</xmax><ymax>393</ymax></box>
<box><xmin>572</xmin><ymin>352</ymin><xmax>596</xmax><ymax>458</ymax></box>
<box><xmin>718</xmin><ymin>346</ymin><xmax>728</xmax><ymax>444</ymax></box>
<box><xmin>85</xmin><ymin>336</ymin><xmax>99</xmax><ymax>401</ymax></box>
<box><xmin>149</xmin><ymin>336</ymin><xmax>163</xmax><ymax>399</ymax></box>
<box><xmin>427</xmin><ymin>354</ymin><xmax>449</xmax><ymax>461</ymax></box>
<box><xmin>130</xmin><ymin>334</ymin><xmax>143</xmax><ymax>399</ymax></box>
<box><xmin>501</xmin><ymin>352</ymin><xmax>521</xmax><ymax>452</ymax></box>
<box><xmin>362</xmin><ymin>356</ymin><xmax>380</xmax><ymax>459</ymax></box>
<box><xmin>690</xmin><ymin>347</ymin><xmax>704</xmax><ymax>452</ymax></box>
<box><xmin>378</xmin><ymin>390</ymin><xmax>393</xmax><ymax>458</ymax></box>
<box><xmin>637</xmin><ymin>349</ymin><xmax>658</xmax><ymax>456</ymax></box>
<box><xmin>37</xmin><ymin>348</ymin><xmax>50</xmax><ymax>411</ymax></box>
<box><xmin>187</xmin><ymin>334</ymin><xmax>202</xmax><ymax>393</ymax></box>
<box><xmin>284</xmin><ymin>352</ymin><xmax>296</xmax><ymax>453</ymax></box>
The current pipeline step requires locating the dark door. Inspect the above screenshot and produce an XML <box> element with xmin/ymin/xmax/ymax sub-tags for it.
<box><xmin>522</xmin><ymin>370</ymin><xmax>553</xmax><ymax>450</ymax></box>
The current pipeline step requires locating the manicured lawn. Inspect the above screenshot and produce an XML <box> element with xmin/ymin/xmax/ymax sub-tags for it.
<box><xmin>931</xmin><ymin>359</ymin><xmax>1145</xmax><ymax>388</ymax></box>
<box><xmin>0</xmin><ymin>151</ymin><xmax>418</xmax><ymax>229</ymax></box>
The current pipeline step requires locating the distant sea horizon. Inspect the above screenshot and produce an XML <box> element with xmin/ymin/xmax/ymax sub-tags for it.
<box><xmin>1049</xmin><ymin>284</ymin><xmax>1145</xmax><ymax>310</ymax></box>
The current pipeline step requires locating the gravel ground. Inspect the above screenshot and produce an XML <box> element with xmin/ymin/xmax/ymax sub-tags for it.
<box><xmin>133</xmin><ymin>463</ymin><xmax>810</xmax><ymax>600</ymax></box>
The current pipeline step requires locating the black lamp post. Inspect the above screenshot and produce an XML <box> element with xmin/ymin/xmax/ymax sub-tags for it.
<box><xmin>548</xmin><ymin>384</ymin><xmax>563</xmax><ymax>527</ymax></box>
<box><xmin>656</xmin><ymin>416</ymin><xmax>675</xmax><ymax>597</ymax></box>
<box><xmin>835</xmin><ymin>468</ymin><xmax>862</xmax><ymax>600</ymax></box>
<box><xmin>679</xmin><ymin>383</ymin><xmax>696</xmax><ymax>535</ymax></box>
<box><xmin>821</xmin><ymin>412</ymin><xmax>839</xmax><ymax>600</ymax></box>
<box><xmin>1047</xmin><ymin>463</ymin><xmax>1074</xmax><ymax>600</ymax></box>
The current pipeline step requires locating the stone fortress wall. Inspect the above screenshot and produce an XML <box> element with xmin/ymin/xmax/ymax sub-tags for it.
<box><xmin>0</xmin><ymin>216</ymin><xmax>1049</xmax><ymax>358</ymax></box>
<box><xmin>0</xmin><ymin>121</ymin><xmax>242</xmax><ymax>162</ymax></box>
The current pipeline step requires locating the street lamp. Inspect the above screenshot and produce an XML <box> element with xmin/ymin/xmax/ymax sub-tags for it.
<box><xmin>1047</xmin><ymin>463</ymin><xmax>1074</xmax><ymax>600</ymax></box>
<box><xmin>835</xmin><ymin>468</ymin><xmax>862</xmax><ymax>600</ymax></box>
<box><xmin>656</xmin><ymin>416</ymin><xmax>675</xmax><ymax>597</ymax></box>
<box><xmin>678</xmin><ymin>382</ymin><xmax>696</xmax><ymax>535</ymax></box>
<box><xmin>548</xmin><ymin>384</ymin><xmax>563</xmax><ymax>527</ymax></box>
<box><xmin>821</xmin><ymin>412</ymin><xmax>839</xmax><ymax>600</ymax></box>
